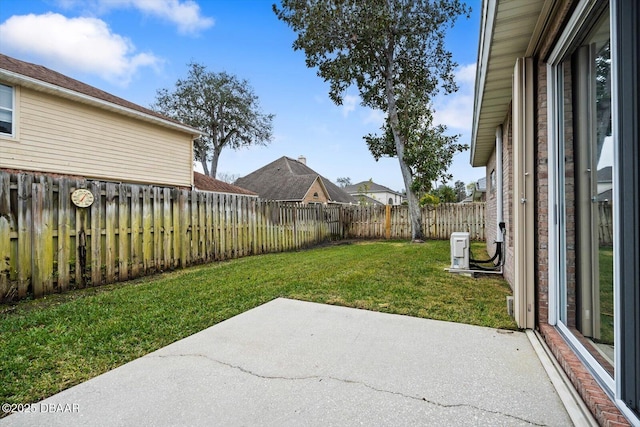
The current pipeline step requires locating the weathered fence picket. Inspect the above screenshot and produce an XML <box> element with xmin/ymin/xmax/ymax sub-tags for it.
<box><xmin>0</xmin><ymin>170</ymin><xmax>496</xmax><ymax>302</ymax></box>
<box><xmin>597</xmin><ymin>201</ymin><xmax>613</xmax><ymax>246</ymax></box>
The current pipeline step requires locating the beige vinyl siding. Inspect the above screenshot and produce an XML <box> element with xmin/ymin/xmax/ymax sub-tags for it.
<box><xmin>0</xmin><ymin>85</ymin><xmax>193</xmax><ymax>187</ymax></box>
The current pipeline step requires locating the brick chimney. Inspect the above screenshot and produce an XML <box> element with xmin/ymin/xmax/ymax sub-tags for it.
<box><xmin>298</xmin><ymin>155</ymin><xmax>306</xmax><ymax>165</ymax></box>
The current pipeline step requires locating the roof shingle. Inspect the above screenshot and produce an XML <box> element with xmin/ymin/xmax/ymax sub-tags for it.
<box><xmin>194</xmin><ymin>172</ymin><xmax>257</xmax><ymax>196</ymax></box>
<box><xmin>343</xmin><ymin>181</ymin><xmax>402</xmax><ymax>195</ymax></box>
<box><xmin>235</xmin><ymin>156</ymin><xmax>355</xmax><ymax>203</ymax></box>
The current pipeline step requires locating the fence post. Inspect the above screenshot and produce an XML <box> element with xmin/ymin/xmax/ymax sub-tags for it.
<box><xmin>385</xmin><ymin>205</ymin><xmax>391</xmax><ymax>239</ymax></box>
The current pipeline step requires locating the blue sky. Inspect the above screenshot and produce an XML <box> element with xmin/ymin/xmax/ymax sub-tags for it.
<box><xmin>0</xmin><ymin>0</ymin><xmax>483</xmax><ymax>192</ymax></box>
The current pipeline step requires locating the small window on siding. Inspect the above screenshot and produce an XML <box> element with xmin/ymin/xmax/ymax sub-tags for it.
<box><xmin>0</xmin><ymin>84</ymin><xmax>13</xmax><ymax>135</ymax></box>
<box><xmin>388</xmin><ymin>198</ymin><xmax>393</xmax><ymax>205</ymax></box>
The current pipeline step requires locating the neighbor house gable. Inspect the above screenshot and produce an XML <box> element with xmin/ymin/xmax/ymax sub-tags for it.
<box><xmin>301</xmin><ymin>176</ymin><xmax>331</xmax><ymax>204</ymax></box>
<box><xmin>343</xmin><ymin>180</ymin><xmax>405</xmax><ymax>205</ymax></box>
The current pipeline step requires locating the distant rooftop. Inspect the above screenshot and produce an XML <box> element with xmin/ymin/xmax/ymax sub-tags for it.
<box><xmin>194</xmin><ymin>172</ymin><xmax>257</xmax><ymax>196</ymax></box>
<box><xmin>343</xmin><ymin>181</ymin><xmax>402</xmax><ymax>195</ymax></box>
<box><xmin>234</xmin><ymin>156</ymin><xmax>355</xmax><ymax>204</ymax></box>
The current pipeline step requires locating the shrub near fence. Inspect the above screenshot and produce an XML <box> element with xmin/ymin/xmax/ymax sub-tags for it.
<box><xmin>0</xmin><ymin>170</ymin><xmax>486</xmax><ymax>302</ymax></box>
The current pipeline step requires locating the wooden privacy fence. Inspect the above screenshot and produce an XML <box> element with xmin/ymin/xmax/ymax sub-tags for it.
<box><xmin>344</xmin><ymin>203</ymin><xmax>485</xmax><ymax>241</ymax></box>
<box><xmin>0</xmin><ymin>170</ymin><xmax>485</xmax><ymax>302</ymax></box>
<box><xmin>0</xmin><ymin>171</ymin><xmax>342</xmax><ymax>302</ymax></box>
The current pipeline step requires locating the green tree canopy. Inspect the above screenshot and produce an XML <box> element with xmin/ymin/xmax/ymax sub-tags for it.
<box><xmin>152</xmin><ymin>62</ymin><xmax>274</xmax><ymax>178</ymax></box>
<box><xmin>454</xmin><ymin>180</ymin><xmax>467</xmax><ymax>202</ymax></box>
<box><xmin>274</xmin><ymin>0</ymin><xmax>470</xmax><ymax>239</ymax></box>
<box><xmin>432</xmin><ymin>184</ymin><xmax>457</xmax><ymax>203</ymax></box>
<box><xmin>336</xmin><ymin>177</ymin><xmax>352</xmax><ymax>187</ymax></box>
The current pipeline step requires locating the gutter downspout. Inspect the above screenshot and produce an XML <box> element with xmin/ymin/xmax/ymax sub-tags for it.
<box><xmin>496</xmin><ymin>125</ymin><xmax>504</xmax><ymax>243</ymax></box>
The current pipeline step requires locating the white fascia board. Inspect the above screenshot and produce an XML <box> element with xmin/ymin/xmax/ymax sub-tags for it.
<box><xmin>470</xmin><ymin>0</ymin><xmax>497</xmax><ymax>166</ymax></box>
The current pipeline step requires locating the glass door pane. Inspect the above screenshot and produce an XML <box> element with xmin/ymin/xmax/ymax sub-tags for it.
<box><xmin>592</xmin><ymin>25</ymin><xmax>614</xmax><ymax>363</ymax></box>
<box><xmin>559</xmin><ymin>9</ymin><xmax>614</xmax><ymax>377</ymax></box>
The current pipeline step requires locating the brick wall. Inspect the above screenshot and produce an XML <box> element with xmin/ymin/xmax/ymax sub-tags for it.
<box><xmin>539</xmin><ymin>325</ymin><xmax>631</xmax><ymax>427</ymax></box>
<box><xmin>485</xmin><ymin>149</ymin><xmax>497</xmax><ymax>253</ymax></box>
<box><xmin>536</xmin><ymin>62</ymin><xmax>550</xmax><ymax>324</ymax></box>
<box><xmin>483</xmin><ymin>113</ymin><xmax>515</xmax><ymax>291</ymax></box>
<box><xmin>502</xmin><ymin>111</ymin><xmax>515</xmax><ymax>288</ymax></box>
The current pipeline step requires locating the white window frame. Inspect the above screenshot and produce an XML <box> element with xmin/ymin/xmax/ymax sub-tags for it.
<box><xmin>0</xmin><ymin>83</ymin><xmax>19</xmax><ymax>140</ymax></box>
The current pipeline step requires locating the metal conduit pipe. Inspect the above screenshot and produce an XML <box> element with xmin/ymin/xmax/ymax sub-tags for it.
<box><xmin>496</xmin><ymin>125</ymin><xmax>504</xmax><ymax>243</ymax></box>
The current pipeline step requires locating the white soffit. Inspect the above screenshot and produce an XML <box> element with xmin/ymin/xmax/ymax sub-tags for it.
<box><xmin>471</xmin><ymin>0</ymin><xmax>546</xmax><ymax>167</ymax></box>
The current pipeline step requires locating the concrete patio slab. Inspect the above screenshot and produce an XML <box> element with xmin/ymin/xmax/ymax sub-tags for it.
<box><xmin>1</xmin><ymin>298</ymin><xmax>573</xmax><ymax>426</ymax></box>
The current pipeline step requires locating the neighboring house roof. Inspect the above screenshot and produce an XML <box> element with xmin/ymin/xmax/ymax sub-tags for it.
<box><xmin>597</xmin><ymin>166</ymin><xmax>612</xmax><ymax>183</ymax></box>
<box><xmin>234</xmin><ymin>156</ymin><xmax>356</xmax><ymax>204</ymax></box>
<box><xmin>343</xmin><ymin>181</ymin><xmax>404</xmax><ymax>196</ymax></box>
<box><xmin>475</xmin><ymin>177</ymin><xmax>487</xmax><ymax>192</ymax></box>
<box><xmin>0</xmin><ymin>53</ymin><xmax>201</xmax><ymax>136</ymax></box>
<box><xmin>354</xmin><ymin>194</ymin><xmax>385</xmax><ymax>206</ymax></box>
<box><xmin>597</xmin><ymin>189</ymin><xmax>613</xmax><ymax>202</ymax></box>
<box><xmin>470</xmin><ymin>0</ymin><xmax>548</xmax><ymax>167</ymax></box>
<box><xmin>472</xmin><ymin>177</ymin><xmax>487</xmax><ymax>202</ymax></box>
<box><xmin>461</xmin><ymin>195</ymin><xmax>474</xmax><ymax>203</ymax></box>
<box><xmin>193</xmin><ymin>172</ymin><xmax>257</xmax><ymax>196</ymax></box>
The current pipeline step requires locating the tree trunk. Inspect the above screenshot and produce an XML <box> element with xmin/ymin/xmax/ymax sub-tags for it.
<box><xmin>209</xmin><ymin>147</ymin><xmax>222</xmax><ymax>178</ymax></box>
<box><xmin>200</xmin><ymin>159</ymin><xmax>209</xmax><ymax>177</ymax></box>
<box><xmin>384</xmin><ymin>69</ymin><xmax>423</xmax><ymax>240</ymax></box>
<box><xmin>196</xmin><ymin>143</ymin><xmax>209</xmax><ymax>176</ymax></box>
<box><xmin>396</xmin><ymin>152</ymin><xmax>423</xmax><ymax>240</ymax></box>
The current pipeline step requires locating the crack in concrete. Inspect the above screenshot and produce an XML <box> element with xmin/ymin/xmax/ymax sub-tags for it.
<box><xmin>152</xmin><ymin>353</ymin><xmax>548</xmax><ymax>426</ymax></box>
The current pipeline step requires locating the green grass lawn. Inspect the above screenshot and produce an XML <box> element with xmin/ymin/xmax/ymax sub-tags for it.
<box><xmin>598</xmin><ymin>246</ymin><xmax>614</xmax><ymax>345</ymax></box>
<box><xmin>0</xmin><ymin>240</ymin><xmax>515</xmax><ymax>409</ymax></box>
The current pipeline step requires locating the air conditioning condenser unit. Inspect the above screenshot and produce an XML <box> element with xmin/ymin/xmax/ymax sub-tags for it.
<box><xmin>450</xmin><ymin>232</ymin><xmax>470</xmax><ymax>270</ymax></box>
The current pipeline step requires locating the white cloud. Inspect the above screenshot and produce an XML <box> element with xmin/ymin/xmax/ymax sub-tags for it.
<box><xmin>455</xmin><ymin>63</ymin><xmax>477</xmax><ymax>86</ymax></box>
<box><xmin>363</xmin><ymin>109</ymin><xmax>386</xmax><ymax>127</ymax></box>
<box><xmin>58</xmin><ymin>0</ymin><xmax>214</xmax><ymax>35</ymax></box>
<box><xmin>433</xmin><ymin>63</ymin><xmax>476</xmax><ymax>132</ymax></box>
<box><xmin>341</xmin><ymin>94</ymin><xmax>358</xmax><ymax>117</ymax></box>
<box><xmin>0</xmin><ymin>13</ymin><xmax>162</xmax><ymax>86</ymax></box>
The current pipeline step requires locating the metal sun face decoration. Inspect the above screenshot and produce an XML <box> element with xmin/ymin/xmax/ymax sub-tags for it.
<box><xmin>71</xmin><ymin>188</ymin><xmax>94</xmax><ymax>208</ymax></box>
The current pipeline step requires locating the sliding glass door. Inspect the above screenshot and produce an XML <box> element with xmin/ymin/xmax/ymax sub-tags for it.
<box><xmin>552</xmin><ymin>1</ymin><xmax>639</xmax><ymax>421</ymax></box>
<box><xmin>558</xmin><ymin>7</ymin><xmax>614</xmax><ymax>375</ymax></box>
